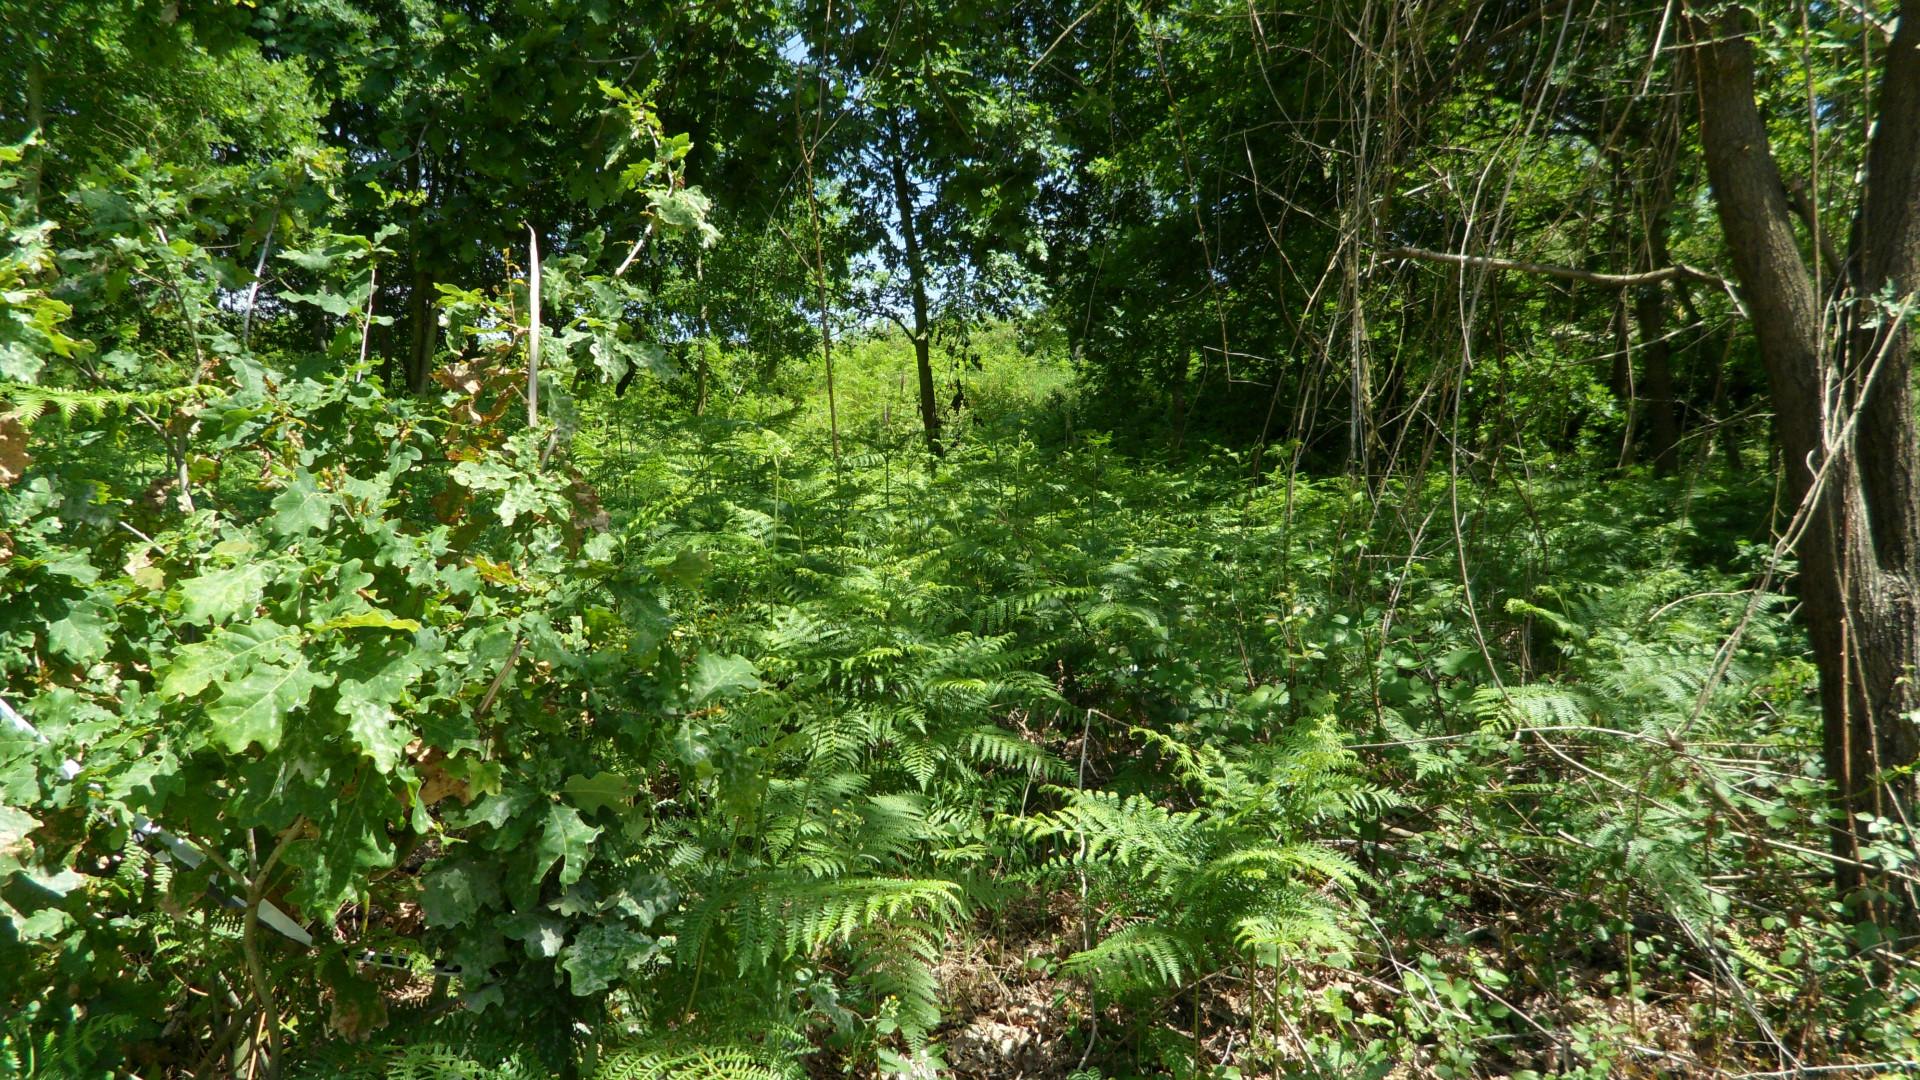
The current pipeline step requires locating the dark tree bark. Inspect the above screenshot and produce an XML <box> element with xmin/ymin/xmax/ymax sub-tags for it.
<box><xmin>401</xmin><ymin>150</ymin><xmax>439</xmax><ymax>395</ymax></box>
<box><xmin>1634</xmin><ymin>93</ymin><xmax>1686</xmax><ymax>475</ymax></box>
<box><xmin>1632</xmin><ymin>282</ymin><xmax>1680</xmax><ymax>473</ymax></box>
<box><xmin>1689</xmin><ymin>1</ymin><xmax>1920</xmax><ymax>928</ymax></box>
<box><xmin>24</xmin><ymin>55</ymin><xmax>44</xmax><ymax>215</ymax></box>
<box><xmin>888</xmin><ymin>120</ymin><xmax>942</xmax><ymax>456</ymax></box>
<box><xmin>404</xmin><ymin>265</ymin><xmax>437</xmax><ymax>395</ymax></box>
<box><xmin>1169</xmin><ymin>348</ymin><xmax>1192</xmax><ymax>450</ymax></box>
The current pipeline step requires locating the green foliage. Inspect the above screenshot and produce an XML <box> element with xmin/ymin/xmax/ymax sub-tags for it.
<box><xmin>1023</xmin><ymin>720</ymin><xmax>1371</xmax><ymax>991</ymax></box>
<box><xmin>4</xmin><ymin>1</ymin><xmax>1917</xmax><ymax>1076</ymax></box>
<box><xmin>593</xmin><ymin>1041</ymin><xmax>801</xmax><ymax>1080</ymax></box>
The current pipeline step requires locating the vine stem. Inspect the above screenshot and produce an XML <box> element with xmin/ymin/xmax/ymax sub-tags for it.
<box><xmin>241</xmin><ymin>819</ymin><xmax>304</xmax><ymax>1080</ymax></box>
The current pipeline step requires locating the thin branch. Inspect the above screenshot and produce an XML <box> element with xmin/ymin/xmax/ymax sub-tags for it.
<box><xmin>1030</xmin><ymin>1</ymin><xmax>1105</xmax><ymax>75</ymax></box>
<box><xmin>526</xmin><ymin>226</ymin><xmax>541</xmax><ymax>428</ymax></box>
<box><xmin>613</xmin><ymin>220</ymin><xmax>654</xmax><ymax>279</ymax></box>
<box><xmin>241</xmin><ymin>217</ymin><xmax>275</xmax><ymax>348</ymax></box>
<box><xmin>355</xmin><ymin>263</ymin><xmax>377</xmax><ymax>381</ymax></box>
<box><xmin>242</xmin><ymin>819</ymin><xmax>304</xmax><ymax>1080</ymax></box>
<box><xmin>1383</xmin><ymin>244</ymin><xmax>1725</xmax><ymax>288</ymax></box>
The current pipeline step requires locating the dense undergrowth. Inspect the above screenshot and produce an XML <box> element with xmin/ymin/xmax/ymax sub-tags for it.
<box><xmin>195</xmin><ymin>341</ymin><xmax>1920</xmax><ymax>1075</ymax></box>
<box><xmin>559</xmin><ymin>339</ymin><xmax>1917</xmax><ymax>1077</ymax></box>
<box><xmin>4</xmin><ymin>6</ymin><xmax>1919</xmax><ymax>1075</ymax></box>
<box><xmin>7</xmin><ymin>298</ymin><xmax>1919</xmax><ymax>1076</ymax></box>
<box><xmin>4</xmin><ymin>234</ymin><xmax>1915</xmax><ymax>1074</ymax></box>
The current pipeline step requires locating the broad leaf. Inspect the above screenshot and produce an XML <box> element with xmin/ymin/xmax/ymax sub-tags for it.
<box><xmin>560</xmin><ymin>922</ymin><xmax>656</xmax><ymax>996</ymax></box>
<box><xmin>687</xmin><ymin>650</ymin><xmax>759</xmax><ymax>707</ymax></box>
<box><xmin>562</xmin><ymin>771</ymin><xmax>638</xmax><ymax>817</ymax></box>
<box><xmin>158</xmin><ymin>620</ymin><xmax>299</xmax><ymax>699</ymax></box>
<box><xmin>179</xmin><ymin>563</ymin><xmax>270</xmax><ymax>625</ymax></box>
<box><xmin>288</xmin><ymin>785</ymin><xmax>394</xmax><ymax>913</ymax></box>
<box><xmin>270</xmin><ymin>469</ymin><xmax>335</xmax><ymax>537</ymax></box>
<box><xmin>533</xmin><ymin>803</ymin><xmax>601</xmax><ymax>889</ymax></box>
<box><xmin>421</xmin><ymin>861</ymin><xmax>501</xmax><ymax>929</ymax></box>
<box><xmin>343</xmin><ymin>699</ymin><xmax>409</xmax><ymax>773</ymax></box>
<box><xmin>46</xmin><ymin>598</ymin><xmax>112</xmax><ymax>664</ymax></box>
<box><xmin>207</xmin><ymin>656</ymin><xmax>330</xmax><ymax>752</ymax></box>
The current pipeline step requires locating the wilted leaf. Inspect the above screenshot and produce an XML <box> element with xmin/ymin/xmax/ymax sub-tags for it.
<box><xmin>0</xmin><ymin>805</ymin><xmax>38</xmax><ymax>857</ymax></box>
<box><xmin>0</xmin><ymin>415</ymin><xmax>28</xmax><ymax>485</ymax></box>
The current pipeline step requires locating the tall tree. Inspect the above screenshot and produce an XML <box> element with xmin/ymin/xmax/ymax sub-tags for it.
<box><xmin>1688</xmin><ymin>0</ymin><xmax>1920</xmax><ymax>926</ymax></box>
<box><xmin>885</xmin><ymin>113</ymin><xmax>943</xmax><ymax>454</ymax></box>
<box><xmin>796</xmin><ymin>0</ymin><xmax>1047</xmax><ymax>457</ymax></box>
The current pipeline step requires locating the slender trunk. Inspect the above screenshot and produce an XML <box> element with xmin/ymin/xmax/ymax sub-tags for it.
<box><xmin>1611</xmin><ymin>293</ymin><xmax>1637</xmax><ymax>468</ymax></box>
<box><xmin>525</xmin><ymin>226</ymin><xmax>540</xmax><ymax>428</ymax></box>
<box><xmin>888</xmin><ymin>121</ymin><xmax>941</xmax><ymax>457</ymax></box>
<box><xmin>402</xmin><ymin>149</ymin><xmax>438</xmax><ymax>396</ymax></box>
<box><xmin>24</xmin><ymin>55</ymin><xmax>44</xmax><ymax>215</ymax></box>
<box><xmin>405</xmin><ymin>265</ymin><xmax>435</xmax><ymax>395</ymax></box>
<box><xmin>1636</xmin><ymin>89</ymin><xmax>1686</xmax><ymax>475</ymax></box>
<box><xmin>1690</xmin><ymin>3</ymin><xmax>1920</xmax><ymax>927</ymax></box>
<box><xmin>1634</xmin><ymin>284</ymin><xmax>1679</xmax><ymax>474</ymax></box>
<box><xmin>798</xmin><ymin>51</ymin><xmax>839</xmax><ymax>464</ymax></box>
<box><xmin>1169</xmin><ymin>349</ymin><xmax>1191</xmax><ymax>450</ymax></box>
<box><xmin>1606</xmin><ymin>153</ymin><xmax>1633</xmax><ymax>407</ymax></box>
<box><xmin>694</xmin><ymin>253</ymin><xmax>710</xmax><ymax>416</ymax></box>
<box><xmin>1347</xmin><ymin>248</ymin><xmax>1369</xmax><ymax>474</ymax></box>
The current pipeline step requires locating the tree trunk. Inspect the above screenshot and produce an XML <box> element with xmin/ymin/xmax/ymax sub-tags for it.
<box><xmin>404</xmin><ymin>265</ymin><xmax>437</xmax><ymax>395</ymax></box>
<box><xmin>888</xmin><ymin>121</ymin><xmax>942</xmax><ymax>456</ymax></box>
<box><xmin>1635</xmin><ymin>107</ymin><xmax>1684</xmax><ymax>475</ymax></box>
<box><xmin>24</xmin><ymin>54</ymin><xmax>44</xmax><ymax>215</ymax></box>
<box><xmin>1169</xmin><ymin>349</ymin><xmax>1192</xmax><ymax>450</ymax></box>
<box><xmin>1633</xmin><ymin>284</ymin><xmax>1680</xmax><ymax>474</ymax></box>
<box><xmin>401</xmin><ymin>151</ymin><xmax>438</xmax><ymax>396</ymax></box>
<box><xmin>694</xmin><ymin>253</ymin><xmax>711</xmax><ymax>416</ymax></box>
<box><xmin>1689</xmin><ymin>2</ymin><xmax>1920</xmax><ymax>929</ymax></box>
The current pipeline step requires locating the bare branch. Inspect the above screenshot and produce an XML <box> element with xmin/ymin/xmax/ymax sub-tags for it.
<box><xmin>1382</xmin><ymin>245</ymin><xmax>1724</xmax><ymax>288</ymax></box>
<box><xmin>526</xmin><ymin>226</ymin><xmax>541</xmax><ymax>429</ymax></box>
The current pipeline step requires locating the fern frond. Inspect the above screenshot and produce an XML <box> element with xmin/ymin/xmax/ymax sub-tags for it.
<box><xmin>0</xmin><ymin>382</ymin><xmax>224</xmax><ymax>426</ymax></box>
<box><xmin>1471</xmin><ymin>684</ymin><xmax>1592</xmax><ymax>733</ymax></box>
<box><xmin>852</xmin><ymin>921</ymin><xmax>943</xmax><ymax>1040</ymax></box>
<box><xmin>776</xmin><ymin>876</ymin><xmax>964</xmax><ymax>955</ymax></box>
<box><xmin>1063</xmin><ymin>922</ymin><xmax>1202</xmax><ymax>987</ymax></box>
<box><xmin>959</xmin><ymin>724</ymin><xmax>1063</xmax><ymax>778</ymax></box>
<box><xmin>595</xmin><ymin>1042</ymin><xmax>801</xmax><ymax>1080</ymax></box>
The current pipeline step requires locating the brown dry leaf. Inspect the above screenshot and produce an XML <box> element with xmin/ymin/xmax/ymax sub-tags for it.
<box><xmin>432</xmin><ymin>360</ymin><xmax>487</xmax><ymax>396</ymax></box>
<box><xmin>327</xmin><ymin>988</ymin><xmax>388</xmax><ymax>1043</ymax></box>
<box><xmin>471</xmin><ymin>556</ymin><xmax>517</xmax><ymax>586</ymax></box>
<box><xmin>418</xmin><ymin>758</ymin><xmax>470</xmax><ymax>807</ymax></box>
<box><xmin>321</xmin><ymin>955</ymin><xmax>390</xmax><ymax>1043</ymax></box>
<box><xmin>430</xmin><ymin>484</ymin><xmax>470</xmax><ymax>525</ymax></box>
<box><xmin>0</xmin><ymin>416</ymin><xmax>30</xmax><ymax>486</ymax></box>
<box><xmin>124</xmin><ymin>546</ymin><xmax>165</xmax><ymax>591</ymax></box>
<box><xmin>140</xmin><ymin>473</ymin><xmax>178</xmax><ymax>512</ymax></box>
<box><xmin>565</xmin><ymin>475</ymin><xmax>611</xmax><ymax>543</ymax></box>
<box><xmin>434</xmin><ymin>358</ymin><xmax>516</xmax><ymax>430</ymax></box>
